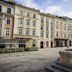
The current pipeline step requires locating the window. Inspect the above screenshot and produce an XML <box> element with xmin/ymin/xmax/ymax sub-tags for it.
<box><xmin>46</xmin><ymin>25</ymin><xmax>48</xmax><ymax>30</ymax></box>
<box><xmin>41</xmin><ymin>24</ymin><xmax>44</xmax><ymax>30</ymax></box>
<box><xmin>33</xmin><ymin>21</ymin><xmax>36</xmax><ymax>26</ymax></box>
<box><xmin>46</xmin><ymin>41</ymin><xmax>48</xmax><ymax>47</ymax></box>
<box><xmin>56</xmin><ymin>22</ymin><xmax>58</xmax><ymax>23</ymax></box>
<box><xmin>64</xmin><ymin>24</ymin><xmax>66</xmax><ymax>30</ymax></box>
<box><xmin>46</xmin><ymin>18</ymin><xmax>48</xmax><ymax>23</ymax></box>
<box><xmin>0</xmin><ymin>18</ymin><xmax>1</xmax><ymax>23</ymax></box>
<box><xmin>0</xmin><ymin>18</ymin><xmax>2</xmax><ymax>36</ymax></box>
<box><xmin>19</xmin><ymin>28</ymin><xmax>22</xmax><ymax>35</ymax></box>
<box><xmin>0</xmin><ymin>18</ymin><xmax>2</xmax><ymax>35</ymax></box>
<box><xmin>27</xmin><ymin>12</ymin><xmax>30</xmax><ymax>17</ymax></box>
<box><xmin>41</xmin><ymin>26</ymin><xmax>43</xmax><ymax>30</ymax></box>
<box><xmin>19</xmin><ymin>29</ymin><xmax>22</xmax><ymax>35</ymax></box>
<box><xmin>51</xmin><ymin>33</ymin><xmax>53</xmax><ymax>38</ymax></box>
<box><xmin>6</xmin><ymin>18</ymin><xmax>10</xmax><ymax>24</ymax></box>
<box><xmin>33</xmin><ymin>14</ymin><xmax>36</xmax><ymax>18</ymax></box>
<box><xmin>46</xmin><ymin>33</ymin><xmax>48</xmax><ymax>38</ymax></box>
<box><xmin>64</xmin><ymin>33</ymin><xmax>66</xmax><ymax>38</ymax></box>
<box><xmin>64</xmin><ymin>27</ymin><xmax>66</xmax><ymax>30</ymax></box>
<box><xmin>20</xmin><ymin>11</ymin><xmax>23</xmax><ymax>16</ymax></box>
<box><xmin>32</xmin><ymin>40</ymin><xmax>36</xmax><ymax>47</ymax></box>
<box><xmin>61</xmin><ymin>32</ymin><xmax>63</xmax><ymax>37</ymax></box>
<box><xmin>19</xmin><ymin>18</ymin><xmax>23</xmax><ymax>25</ymax></box>
<box><xmin>60</xmin><ymin>23</ymin><xmax>62</xmax><ymax>30</ymax></box>
<box><xmin>41</xmin><ymin>31</ymin><xmax>43</xmax><ymax>37</ymax></box>
<box><xmin>6</xmin><ymin>28</ymin><xmax>10</xmax><ymax>36</ymax></box>
<box><xmin>51</xmin><ymin>22</ymin><xmax>53</xmax><ymax>31</ymax></box>
<box><xmin>26</xmin><ymin>19</ymin><xmax>30</xmax><ymax>25</ymax></box>
<box><xmin>32</xmin><ymin>30</ymin><xmax>35</xmax><ymax>36</ymax></box>
<box><xmin>7</xmin><ymin>8</ymin><xmax>11</xmax><ymax>14</ymax></box>
<box><xmin>0</xmin><ymin>30</ymin><xmax>1</xmax><ymax>36</ymax></box>
<box><xmin>56</xmin><ymin>32</ymin><xmax>58</xmax><ymax>37</ymax></box>
<box><xmin>41</xmin><ymin>17</ymin><xmax>44</xmax><ymax>22</ymax></box>
<box><xmin>56</xmin><ymin>24</ymin><xmax>58</xmax><ymax>29</ymax></box>
<box><xmin>26</xmin><ymin>29</ymin><xmax>29</xmax><ymax>35</ymax></box>
<box><xmin>0</xmin><ymin>6</ymin><xmax>2</xmax><ymax>12</ymax></box>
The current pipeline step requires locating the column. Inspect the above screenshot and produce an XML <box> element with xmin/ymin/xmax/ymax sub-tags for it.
<box><xmin>48</xmin><ymin>19</ymin><xmax>51</xmax><ymax>48</ymax></box>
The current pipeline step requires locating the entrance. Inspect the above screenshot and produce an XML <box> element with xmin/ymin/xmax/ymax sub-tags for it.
<box><xmin>51</xmin><ymin>42</ymin><xmax>53</xmax><ymax>48</ymax></box>
<box><xmin>69</xmin><ymin>41</ymin><xmax>71</xmax><ymax>46</ymax></box>
<box><xmin>19</xmin><ymin>40</ymin><xmax>26</xmax><ymax>48</ymax></box>
<box><xmin>40</xmin><ymin>41</ymin><xmax>44</xmax><ymax>48</ymax></box>
<box><xmin>0</xmin><ymin>41</ymin><xmax>5</xmax><ymax>48</ymax></box>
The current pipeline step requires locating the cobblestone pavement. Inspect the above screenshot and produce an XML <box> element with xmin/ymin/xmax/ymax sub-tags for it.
<box><xmin>0</xmin><ymin>47</ymin><xmax>68</xmax><ymax>72</ymax></box>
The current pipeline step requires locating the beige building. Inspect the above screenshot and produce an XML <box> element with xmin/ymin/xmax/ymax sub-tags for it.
<box><xmin>39</xmin><ymin>13</ymin><xmax>55</xmax><ymax>48</ymax></box>
<box><xmin>13</xmin><ymin>4</ymin><xmax>40</xmax><ymax>48</ymax></box>
<box><xmin>0</xmin><ymin>1</ymin><xmax>72</xmax><ymax>48</ymax></box>
<box><xmin>54</xmin><ymin>16</ymin><xmax>68</xmax><ymax>47</ymax></box>
<box><xmin>66</xmin><ymin>18</ymin><xmax>72</xmax><ymax>46</ymax></box>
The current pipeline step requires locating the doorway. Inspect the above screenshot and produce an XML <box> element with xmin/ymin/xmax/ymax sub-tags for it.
<box><xmin>40</xmin><ymin>41</ymin><xmax>44</xmax><ymax>48</ymax></box>
<box><xmin>19</xmin><ymin>40</ymin><xmax>26</xmax><ymax>48</ymax></box>
<box><xmin>51</xmin><ymin>42</ymin><xmax>53</xmax><ymax>48</ymax></box>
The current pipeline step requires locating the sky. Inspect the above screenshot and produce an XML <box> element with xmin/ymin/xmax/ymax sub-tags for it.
<box><xmin>15</xmin><ymin>0</ymin><xmax>72</xmax><ymax>18</ymax></box>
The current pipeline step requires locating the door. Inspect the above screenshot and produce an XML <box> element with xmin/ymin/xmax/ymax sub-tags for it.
<box><xmin>40</xmin><ymin>41</ymin><xmax>44</xmax><ymax>48</ymax></box>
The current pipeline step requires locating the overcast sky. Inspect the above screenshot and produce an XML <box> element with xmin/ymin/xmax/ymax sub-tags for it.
<box><xmin>15</xmin><ymin>0</ymin><xmax>72</xmax><ymax>18</ymax></box>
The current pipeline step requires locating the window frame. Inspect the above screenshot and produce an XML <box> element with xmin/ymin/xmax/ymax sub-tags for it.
<box><xmin>5</xmin><ymin>28</ymin><xmax>10</xmax><ymax>36</ymax></box>
<box><xmin>6</xmin><ymin>18</ymin><xmax>10</xmax><ymax>25</ymax></box>
<box><xmin>7</xmin><ymin>7</ymin><xmax>11</xmax><ymax>14</ymax></box>
<box><xmin>19</xmin><ymin>28</ymin><xmax>23</xmax><ymax>35</ymax></box>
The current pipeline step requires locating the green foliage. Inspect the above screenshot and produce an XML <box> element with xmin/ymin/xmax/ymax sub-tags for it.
<box><xmin>0</xmin><ymin>47</ymin><xmax>38</xmax><ymax>53</ymax></box>
<box><xmin>24</xmin><ymin>47</ymin><xmax>38</xmax><ymax>51</ymax></box>
<box><xmin>0</xmin><ymin>48</ymin><xmax>24</xmax><ymax>53</ymax></box>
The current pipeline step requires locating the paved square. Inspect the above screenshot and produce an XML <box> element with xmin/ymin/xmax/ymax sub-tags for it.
<box><xmin>0</xmin><ymin>48</ymin><xmax>68</xmax><ymax>72</ymax></box>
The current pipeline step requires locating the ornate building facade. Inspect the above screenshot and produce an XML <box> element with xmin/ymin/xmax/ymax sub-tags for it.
<box><xmin>0</xmin><ymin>1</ymin><xmax>72</xmax><ymax>48</ymax></box>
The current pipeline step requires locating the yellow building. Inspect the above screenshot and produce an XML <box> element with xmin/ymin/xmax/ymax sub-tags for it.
<box><xmin>0</xmin><ymin>1</ymin><xmax>72</xmax><ymax>48</ymax></box>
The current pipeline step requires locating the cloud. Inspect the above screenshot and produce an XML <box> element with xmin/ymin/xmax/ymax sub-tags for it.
<box><xmin>65</xmin><ymin>12</ymin><xmax>72</xmax><ymax>18</ymax></box>
<box><xmin>45</xmin><ymin>0</ymin><xmax>53</xmax><ymax>4</ymax></box>
<box><xmin>62</xmin><ymin>0</ymin><xmax>70</xmax><ymax>2</ymax></box>
<box><xmin>15</xmin><ymin>0</ymin><xmax>40</xmax><ymax>9</ymax></box>
<box><xmin>44</xmin><ymin>5</ymin><xmax>72</xmax><ymax>18</ymax></box>
<box><xmin>45</xmin><ymin>6</ymin><xmax>64</xmax><ymax>15</ymax></box>
<box><xmin>15</xmin><ymin>0</ymin><xmax>72</xmax><ymax>18</ymax></box>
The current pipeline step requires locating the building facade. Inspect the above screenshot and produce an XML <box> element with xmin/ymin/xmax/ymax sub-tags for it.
<box><xmin>0</xmin><ymin>1</ymin><xmax>72</xmax><ymax>48</ymax></box>
<box><xmin>0</xmin><ymin>1</ymin><xmax>14</xmax><ymax>48</ymax></box>
<box><xmin>13</xmin><ymin>4</ymin><xmax>40</xmax><ymax>48</ymax></box>
<box><xmin>54</xmin><ymin>17</ymin><xmax>68</xmax><ymax>47</ymax></box>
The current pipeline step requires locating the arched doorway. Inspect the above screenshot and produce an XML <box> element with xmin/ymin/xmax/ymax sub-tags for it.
<box><xmin>40</xmin><ymin>41</ymin><xmax>44</xmax><ymax>48</ymax></box>
<box><xmin>51</xmin><ymin>42</ymin><xmax>53</xmax><ymax>48</ymax></box>
<box><xmin>69</xmin><ymin>41</ymin><xmax>71</xmax><ymax>46</ymax></box>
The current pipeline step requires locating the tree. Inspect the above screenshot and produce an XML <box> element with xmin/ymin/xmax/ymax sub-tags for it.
<box><xmin>3</xmin><ymin>0</ymin><xmax>15</xmax><ymax>3</ymax></box>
